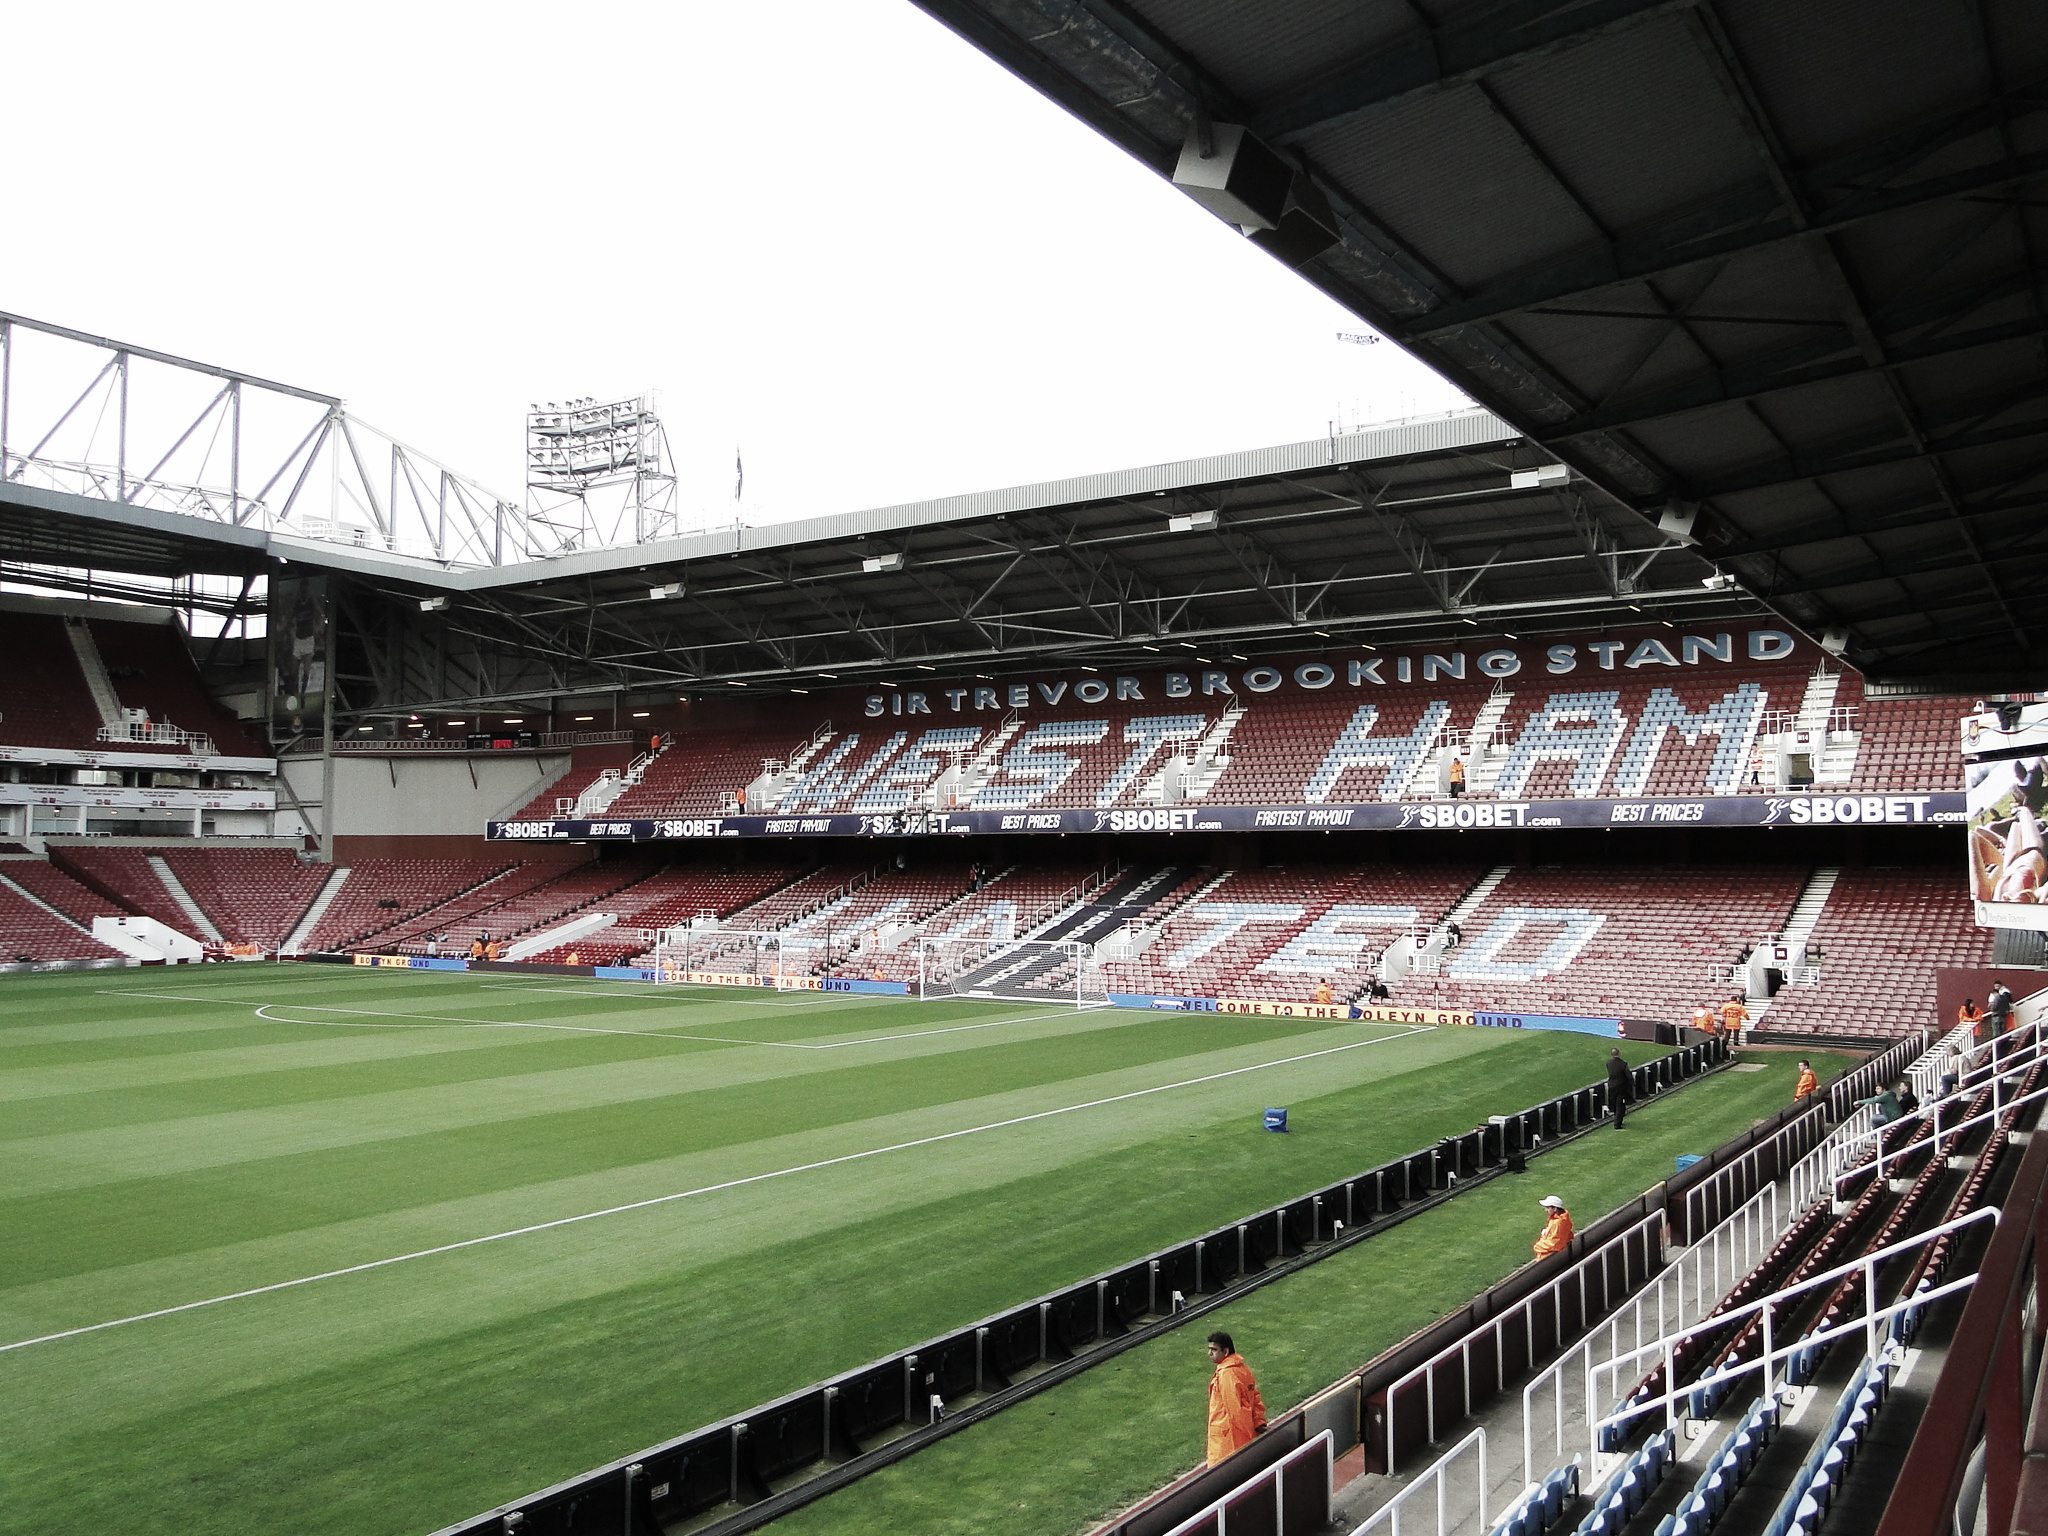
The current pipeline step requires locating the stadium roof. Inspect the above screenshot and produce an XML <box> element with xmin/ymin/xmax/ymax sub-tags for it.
<box><xmin>4</xmin><ymin>406</ymin><xmax>1769</xmax><ymax>710</ymax></box>
<box><xmin>910</xmin><ymin>0</ymin><xmax>2048</xmax><ymax>690</ymax></box>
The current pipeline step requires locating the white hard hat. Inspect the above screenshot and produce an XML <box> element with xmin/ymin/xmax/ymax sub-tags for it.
<box><xmin>1540</xmin><ymin>1195</ymin><xmax>1565</xmax><ymax>1208</ymax></box>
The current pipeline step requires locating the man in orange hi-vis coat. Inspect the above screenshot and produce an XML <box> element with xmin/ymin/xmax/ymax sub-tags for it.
<box><xmin>1533</xmin><ymin>1196</ymin><xmax>1573</xmax><ymax>1258</ymax></box>
<box><xmin>1205</xmin><ymin>1332</ymin><xmax>1266</xmax><ymax>1466</ymax></box>
<box><xmin>1721</xmin><ymin>996</ymin><xmax>1750</xmax><ymax>1034</ymax></box>
<box><xmin>1793</xmin><ymin>1060</ymin><xmax>1820</xmax><ymax>1101</ymax></box>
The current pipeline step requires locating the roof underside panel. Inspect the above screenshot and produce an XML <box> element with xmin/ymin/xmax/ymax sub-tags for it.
<box><xmin>913</xmin><ymin>0</ymin><xmax>2048</xmax><ymax>686</ymax></box>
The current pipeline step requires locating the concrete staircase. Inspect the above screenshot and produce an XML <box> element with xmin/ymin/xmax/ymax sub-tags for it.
<box><xmin>147</xmin><ymin>855</ymin><xmax>223</xmax><ymax>942</ymax></box>
<box><xmin>283</xmin><ymin>866</ymin><xmax>350</xmax><ymax>953</ymax></box>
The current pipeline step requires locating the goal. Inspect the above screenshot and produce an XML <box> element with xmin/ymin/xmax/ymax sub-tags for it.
<box><xmin>918</xmin><ymin>935</ymin><xmax>1105</xmax><ymax>1008</ymax></box>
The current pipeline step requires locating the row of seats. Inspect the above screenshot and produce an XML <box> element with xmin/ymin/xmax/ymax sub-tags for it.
<box><xmin>0</xmin><ymin>878</ymin><xmax>126</xmax><ymax>960</ymax></box>
<box><xmin>1489</xmin><ymin>1462</ymin><xmax>1581</xmax><ymax>1536</ymax></box>
<box><xmin>519</xmin><ymin>671</ymin><xmax>1972</xmax><ymax>818</ymax></box>
<box><xmin>1570</xmin><ymin>1429</ymin><xmax>1674</xmax><ymax>1536</ymax></box>
<box><xmin>159</xmin><ymin>848</ymin><xmax>330</xmax><ymax>947</ymax></box>
<box><xmin>1758</xmin><ymin>870</ymin><xmax>1995</xmax><ymax>1037</ymax></box>
<box><xmin>1760</xmin><ymin>1352</ymin><xmax>1896</xmax><ymax>1536</ymax></box>
<box><xmin>1663</xmin><ymin>1394</ymin><xmax>1779</xmax><ymax>1536</ymax></box>
<box><xmin>309</xmin><ymin>858</ymin><xmax>528</xmax><ymax>950</ymax></box>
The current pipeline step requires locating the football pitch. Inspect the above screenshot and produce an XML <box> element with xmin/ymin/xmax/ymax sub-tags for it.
<box><xmin>0</xmin><ymin>965</ymin><xmax>1820</xmax><ymax>1536</ymax></box>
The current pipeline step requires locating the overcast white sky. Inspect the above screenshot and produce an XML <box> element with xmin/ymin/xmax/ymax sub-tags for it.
<box><xmin>3</xmin><ymin>0</ymin><xmax>1470</xmax><ymax>534</ymax></box>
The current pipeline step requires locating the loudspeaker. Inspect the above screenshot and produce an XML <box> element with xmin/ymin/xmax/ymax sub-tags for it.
<box><xmin>1173</xmin><ymin>123</ymin><xmax>1340</xmax><ymax>268</ymax></box>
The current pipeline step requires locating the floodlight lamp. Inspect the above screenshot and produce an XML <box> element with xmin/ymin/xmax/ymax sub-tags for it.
<box><xmin>861</xmin><ymin>553</ymin><xmax>905</xmax><ymax>574</ymax></box>
<box><xmin>650</xmin><ymin>582</ymin><xmax>683</xmax><ymax>600</ymax></box>
<box><xmin>1168</xmin><ymin>509</ymin><xmax>1219</xmax><ymax>533</ymax></box>
<box><xmin>419</xmin><ymin>595</ymin><xmax>450</xmax><ymax>612</ymax></box>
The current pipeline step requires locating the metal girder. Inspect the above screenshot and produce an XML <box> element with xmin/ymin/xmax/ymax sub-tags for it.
<box><xmin>1761</xmin><ymin>521</ymin><xmax>2048</xmax><ymax>598</ymax></box>
<box><xmin>1543</xmin><ymin>309</ymin><xmax>2048</xmax><ymax>442</ymax></box>
<box><xmin>1252</xmin><ymin>0</ymin><xmax>1696</xmax><ymax>147</ymax></box>
<box><xmin>1392</xmin><ymin>80</ymin><xmax>2048</xmax><ymax>342</ymax></box>
<box><xmin>1684</xmin><ymin>376</ymin><xmax>2048</xmax><ymax>500</ymax></box>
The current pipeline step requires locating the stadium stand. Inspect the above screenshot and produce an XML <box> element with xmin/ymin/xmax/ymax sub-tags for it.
<box><xmin>159</xmin><ymin>848</ymin><xmax>330</xmax><ymax>948</ymax></box>
<box><xmin>1756</xmin><ymin>870</ymin><xmax>1994</xmax><ymax>1038</ymax></box>
<box><xmin>397</xmin><ymin>858</ymin><xmax>666</xmax><ymax>955</ymax></box>
<box><xmin>828</xmin><ymin>862</ymin><xmax>1112</xmax><ymax>983</ymax></box>
<box><xmin>2</xmin><ymin>859</ymin><xmax>133</xmax><ymax>926</ymax></box>
<box><xmin>522</xmin><ymin>863</ymin><xmax>805</xmax><ymax>963</ymax></box>
<box><xmin>608</xmin><ymin>723</ymin><xmax>819</xmax><ymax>818</ymax></box>
<box><xmin>1099</xmin><ymin>862</ymin><xmax>1484</xmax><ymax>1002</ymax></box>
<box><xmin>0</xmin><ymin>611</ymin><xmax>108</xmax><ymax>750</ymax></box>
<box><xmin>55</xmin><ymin>847</ymin><xmax>201</xmax><ymax>932</ymax></box>
<box><xmin>305</xmin><ymin>857</ymin><xmax>535</xmax><ymax>952</ymax></box>
<box><xmin>89</xmin><ymin>616</ymin><xmax>268</xmax><ymax>756</ymax></box>
<box><xmin>1398</xmin><ymin>866</ymin><xmax>1807</xmax><ymax>1022</ymax></box>
<box><xmin>0</xmin><ymin>878</ymin><xmax>126</xmax><ymax>961</ymax></box>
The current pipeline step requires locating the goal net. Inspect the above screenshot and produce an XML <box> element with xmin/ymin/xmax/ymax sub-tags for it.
<box><xmin>652</xmin><ymin>926</ymin><xmax>793</xmax><ymax>986</ymax></box>
<box><xmin>918</xmin><ymin>935</ymin><xmax>1106</xmax><ymax>1008</ymax></box>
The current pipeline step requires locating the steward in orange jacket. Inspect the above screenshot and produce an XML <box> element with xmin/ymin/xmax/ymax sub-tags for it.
<box><xmin>1533</xmin><ymin>1197</ymin><xmax>1573</xmax><ymax>1258</ymax></box>
<box><xmin>1692</xmin><ymin>1005</ymin><xmax>1715</xmax><ymax>1035</ymax></box>
<box><xmin>1720</xmin><ymin>997</ymin><xmax>1750</xmax><ymax>1033</ymax></box>
<box><xmin>1205</xmin><ymin>1332</ymin><xmax>1266</xmax><ymax>1466</ymax></box>
<box><xmin>1793</xmin><ymin>1060</ymin><xmax>1820</xmax><ymax>1101</ymax></box>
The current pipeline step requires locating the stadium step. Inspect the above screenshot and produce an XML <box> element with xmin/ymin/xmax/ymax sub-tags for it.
<box><xmin>60</xmin><ymin>616</ymin><xmax>126</xmax><ymax>730</ymax></box>
<box><xmin>147</xmin><ymin>854</ymin><xmax>223</xmax><ymax>942</ymax></box>
<box><xmin>284</xmin><ymin>865</ymin><xmax>351</xmax><ymax>953</ymax></box>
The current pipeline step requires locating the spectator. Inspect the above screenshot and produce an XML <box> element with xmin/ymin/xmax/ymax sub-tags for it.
<box><xmin>1793</xmin><ymin>1059</ymin><xmax>1819</xmax><ymax>1101</ymax></box>
<box><xmin>1896</xmin><ymin>1078</ymin><xmax>1921</xmax><ymax>1117</ymax></box>
<box><xmin>1365</xmin><ymin>976</ymin><xmax>1390</xmax><ymax>1001</ymax></box>
<box><xmin>1606</xmin><ymin>1049</ymin><xmax>1634</xmax><ymax>1129</ymax></box>
<box><xmin>425</xmin><ymin>936</ymin><xmax>438</xmax><ymax>959</ymax></box>
<box><xmin>1204</xmin><ymin>1332</ymin><xmax>1266</xmax><ymax>1466</ymax></box>
<box><xmin>1986</xmin><ymin>982</ymin><xmax>2013</xmax><ymax>1037</ymax></box>
<box><xmin>1533</xmin><ymin>1195</ymin><xmax>1573</xmax><ymax>1257</ymax></box>
<box><xmin>1444</xmin><ymin>921</ymin><xmax>1462</xmax><ymax>950</ymax></box>
<box><xmin>1855</xmin><ymin>1082</ymin><xmax>1904</xmax><ymax>1125</ymax></box>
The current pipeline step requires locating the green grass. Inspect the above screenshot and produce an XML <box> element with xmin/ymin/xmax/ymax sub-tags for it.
<box><xmin>0</xmin><ymin>965</ymin><xmax>1780</xmax><ymax>1536</ymax></box>
<box><xmin>767</xmin><ymin>1048</ymin><xmax>1855</xmax><ymax>1536</ymax></box>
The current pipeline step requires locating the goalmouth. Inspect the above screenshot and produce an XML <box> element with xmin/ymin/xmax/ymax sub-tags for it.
<box><xmin>918</xmin><ymin>935</ymin><xmax>1106</xmax><ymax>1008</ymax></box>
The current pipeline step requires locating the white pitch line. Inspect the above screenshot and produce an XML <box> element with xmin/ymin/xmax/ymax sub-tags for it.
<box><xmin>0</xmin><ymin>1024</ymin><xmax>1434</xmax><ymax>1355</ymax></box>
<box><xmin>251</xmin><ymin>1004</ymin><xmax>818</xmax><ymax>1048</ymax></box>
<box><xmin>121</xmin><ymin>991</ymin><xmax>1119</xmax><ymax>1052</ymax></box>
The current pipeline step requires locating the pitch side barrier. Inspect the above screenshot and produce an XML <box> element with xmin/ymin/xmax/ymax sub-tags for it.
<box><xmin>423</xmin><ymin>1038</ymin><xmax>1729</xmax><ymax>1536</ymax></box>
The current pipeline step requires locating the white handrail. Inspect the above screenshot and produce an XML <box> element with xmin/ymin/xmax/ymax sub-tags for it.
<box><xmin>1349</xmin><ymin>1426</ymin><xmax>1488</xmax><ymax>1536</ymax></box>
<box><xmin>1381</xmin><ymin>1210</ymin><xmax>1662</xmax><ymax>1477</ymax></box>
<box><xmin>1584</xmin><ymin>1206</ymin><xmax>1999</xmax><ymax>1446</ymax></box>
<box><xmin>1161</xmin><ymin>1431</ymin><xmax>1333</xmax><ymax>1536</ymax></box>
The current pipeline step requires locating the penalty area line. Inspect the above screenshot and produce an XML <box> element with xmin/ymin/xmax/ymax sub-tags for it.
<box><xmin>0</xmin><ymin>1023</ymin><xmax>1433</xmax><ymax>1356</ymax></box>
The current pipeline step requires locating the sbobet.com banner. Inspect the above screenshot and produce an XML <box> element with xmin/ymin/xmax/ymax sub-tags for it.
<box><xmin>489</xmin><ymin>791</ymin><xmax>1965</xmax><ymax>842</ymax></box>
<box><xmin>1110</xmin><ymin>993</ymin><xmax>1623</xmax><ymax>1035</ymax></box>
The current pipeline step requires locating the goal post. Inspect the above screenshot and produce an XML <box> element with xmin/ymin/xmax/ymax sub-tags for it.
<box><xmin>918</xmin><ymin>935</ymin><xmax>1106</xmax><ymax>1008</ymax></box>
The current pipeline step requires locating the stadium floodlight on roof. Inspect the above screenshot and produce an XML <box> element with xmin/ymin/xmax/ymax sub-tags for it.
<box><xmin>525</xmin><ymin>393</ymin><xmax>678</xmax><ymax>550</ymax></box>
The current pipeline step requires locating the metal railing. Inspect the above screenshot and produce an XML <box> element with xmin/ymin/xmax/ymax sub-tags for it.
<box><xmin>1521</xmin><ymin>1181</ymin><xmax>1783</xmax><ymax>1493</ymax></box>
<box><xmin>95</xmin><ymin>721</ymin><xmax>216</xmax><ymax>752</ymax></box>
<box><xmin>331</xmin><ymin>729</ymin><xmax>638</xmax><ymax>753</ymax></box>
<box><xmin>1164</xmin><ymin>1431</ymin><xmax>1333</xmax><ymax>1536</ymax></box>
<box><xmin>1585</xmin><ymin>1209</ymin><xmax>1999</xmax><ymax>1451</ymax></box>
<box><xmin>1350</xmin><ymin>1427</ymin><xmax>1488</xmax><ymax>1536</ymax></box>
<box><xmin>1379</xmin><ymin>1209</ymin><xmax>1665</xmax><ymax>1479</ymax></box>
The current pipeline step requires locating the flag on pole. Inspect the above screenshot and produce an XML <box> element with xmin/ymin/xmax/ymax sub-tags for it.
<box><xmin>735</xmin><ymin>447</ymin><xmax>744</xmax><ymax>502</ymax></box>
